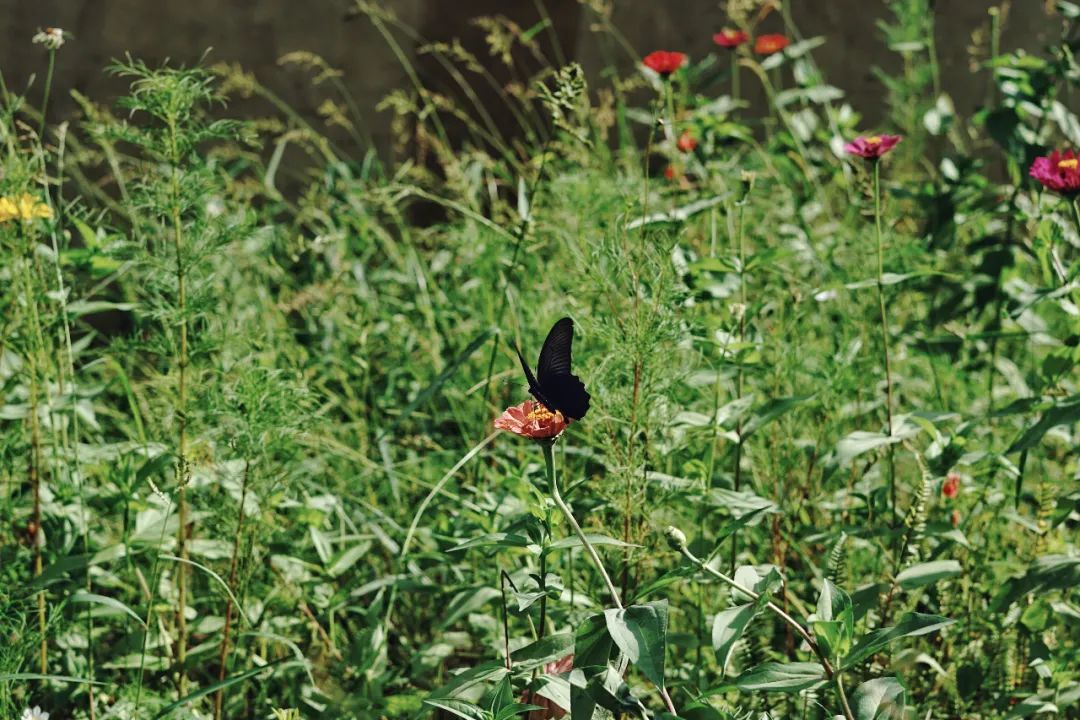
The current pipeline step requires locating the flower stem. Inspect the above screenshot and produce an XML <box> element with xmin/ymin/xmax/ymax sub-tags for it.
<box><xmin>873</xmin><ymin>160</ymin><xmax>897</xmax><ymax>526</ymax></box>
<box><xmin>544</xmin><ymin>442</ymin><xmax>622</xmax><ymax>610</ymax></box>
<box><xmin>39</xmin><ymin>50</ymin><xmax>55</xmax><ymax>139</ymax></box>
<box><xmin>676</xmin><ymin>542</ymin><xmax>854</xmax><ymax>720</ymax></box>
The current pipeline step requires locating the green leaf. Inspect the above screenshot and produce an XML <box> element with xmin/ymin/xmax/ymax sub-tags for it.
<box><xmin>152</xmin><ymin>659</ymin><xmax>284</xmax><ymax>718</ymax></box>
<box><xmin>734</xmin><ymin>661</ymin><xmax>825</xmax><ymax>692</ymax></box>
<box><xmin>450</xmin><ymin>533</ymin><xmax>534</xmax><ymax>553</ymax></box>
<box><xmin>1007</xmin><ymin>395</ymin><xmax>1080</xmax><ymax>453</ymax></box>
<box><xmin>741</xmin><ymin>395</ymin><xmax>814</xmax><ymax>439</ymax></box>
<box><xmin>604</xmin><ymin>601</ymin><xmax>669</xmax><ymax>688</ymax></box>
<box><xmin>852</xmin><ymin>677</ymin><xmax>907</xmax><ymax>720</ymax></box>
<box><xmin>835</xmin><ymin>431</ymin><xmax>901</xmax><ymax>465</ymax></box>
<box><xmin>427</xmin><ymin>660</ymin><xmax>509</xmax><ymax>701</ymax></box>
<box><xmin>511</xmin><ymin>633</ymin><xmax>575</xmax><ymax>671</ymax></box>
<box><xmin>70</xmin><ymin>591</ymin><xmax>146</xmax><ymax>628</ymax></box>
<box><xmin>895</xmin><ymin>560</ymin><xmax>962</xmax><ymax>590</ymax></box>
<box><xmin>548</xmin><ymin>534</ymin><xmax>639</xmax><ymax>551</ymax></box>
<box><xmin>992</xmin><ymin>555</ymin><xmax>1080</xmax><ymax>611</ymax></box>
<box><xmin>423</xmin><ymin>699</ymin><xmax>491</xmax><ymax>720</ymax></box>
<box><xmin>842</xmin><ymin>613</ymin><xmax>954</xmax><ymax>669</ymax></box>
<box><xmin>711</xmin><ymin>603</ymin><xmax>755</xmax><ymax>674</ymax></box>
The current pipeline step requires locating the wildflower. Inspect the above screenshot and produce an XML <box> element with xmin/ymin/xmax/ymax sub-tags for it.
<box><xmin>950</xmin><ymin>509</ymin><xmax>961</xmax><ymax>528</ymax></box>
<box><xmin>1029</xmin><ymin>149</ymin><xmax>1080</xmax><ymax>196</ymax></box>
<box><xmin>31</xmin><ymin>27</ymin><xmax>65</xmax><ymax>50</ymax></box>
<box><xmin>843</xmin><ymin>134</ymin><xmax>902</xmax><ymax>160</ymax></box>
<box><xmin>942</xmin><ymin>473</ymin><xmax>960</xmax><ymax>500</ymax></box>
<box><xmin>663</xmin><ymin>164</ymin><xmax>681</xmax><ymax>181</ymax></box>
<box><xmin>0</xmin><ymin>193</ymin><xmax>53</xmax><ymax>223</ymax></box>
<box><xmin>754</xmin><ymin>34</ymin><xmax>789</xmax><ymax>56</ymax></box>
<box><xmin>664</xmin><ymin>526</ymin><xmax>688</xmax><ymax>551</ymax></box>
<box><xmin>521</xmin><ymin>656</ymin><xmax>574</xmax><ymax>719</ymax></box>
<box><xmin>642</xmin><ymin>50</ymin><xmax>686</xmax><ymax>77</ymax></box>
<box><xmin>21</xmin><ymin>707</ymin><xmax>50</xmax><ymax>720</ymax></box>
<box><xmin>495</xmin><ymin>400</ymin><xmax>568</xmax><ymax>440</ymax></box>
<box><xmin>676</xmin><ymin>130</ymin><xmax>697</xmax><ymax>153</ymax></box>
<box><xmin>713</xmin><ymin>28</ymin><xmax>749</xmax><ymax>49</ymax></box>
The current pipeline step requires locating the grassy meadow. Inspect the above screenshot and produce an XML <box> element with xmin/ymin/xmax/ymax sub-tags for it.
<box><xmin>1</xmin><ymin>2</ymin><xmax>1079</xmax><ymax>719</ymax></box>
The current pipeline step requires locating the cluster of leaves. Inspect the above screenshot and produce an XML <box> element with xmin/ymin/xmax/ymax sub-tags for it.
<box><xmin>0</xmin><ymin>1</ymin><xmax>1078</xmax><ymax>719</ymax></box>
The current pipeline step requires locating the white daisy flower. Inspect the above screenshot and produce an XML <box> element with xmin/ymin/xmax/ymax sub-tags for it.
<box><xmin>22</xmin><ymin>706</ymin><xmax>51</xmax><ymax>720</ymax></box>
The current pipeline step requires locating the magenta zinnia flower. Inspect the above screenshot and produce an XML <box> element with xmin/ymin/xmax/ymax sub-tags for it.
<box><xmin>495</xmin><ymin>400</ymin><xmax>568</xmax><ymax>440</ymax></box>
<box><xmin>1029</xmin><ymin>149</ymin><xmax>1080</xmax><ymax>196</ymax></box>
<box><xmin>844</xmin><ymin>134</ymin><xmax>902</xmax><ymax>160</ymax></box>
<box><xmin>642</xmin><ymin>50</ymin><xmax>686</xmax><ymax>76</ymax></box>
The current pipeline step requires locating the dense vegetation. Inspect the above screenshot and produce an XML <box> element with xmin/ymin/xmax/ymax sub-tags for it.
<box><xmin>2</xmin><ymin>2</ymin><xmax>1079</xmax><ymax>718</ymax></box>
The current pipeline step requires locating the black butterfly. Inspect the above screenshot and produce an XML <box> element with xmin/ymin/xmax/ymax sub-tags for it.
<box><xmin>515</xmin><ymin>317</ymin><xmax>590</xmax><ymax>420</ymax></box>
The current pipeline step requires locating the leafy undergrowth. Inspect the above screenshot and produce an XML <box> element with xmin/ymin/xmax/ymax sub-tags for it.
<box><xmin>1</xmin><ymin>2</ymin><xmax>1078</xmax><ymax>719</ymax></box>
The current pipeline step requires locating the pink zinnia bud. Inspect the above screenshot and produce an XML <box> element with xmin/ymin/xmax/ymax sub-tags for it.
<box><xmin>494</xmin><ymin>400</ymin><xmax>568</xmax><ymax>440</ymax></box>
<box><xmin>942</xmin><ymin>473</ymin><xmax>960</xmax><ymax>499</ymax></box>
<box><xmin>676</xmin><ymin>130</ymin><xmax>698</xmax><ymax>153</ymax></box>
<box><xmin>713</xmin><ymin>28</ymin><xmax>749</xmax><ymax>49</ymax></box>
<box><xmin>1029</xmin><ymin>149</ymin><xmax>1080</xmax><ymax>196</ymax></box>
<box><xmin>844</xmin><ymin>134</ymin><xmax>902</xmax><ymax>160</ymax></box>
<box><xmin>642</xmin><ymin>50</ymin><xmax>686</xmax><ymax>76</ymax></box>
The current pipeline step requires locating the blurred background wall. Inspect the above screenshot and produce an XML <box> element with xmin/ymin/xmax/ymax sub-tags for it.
<box><xmin>0</xmin><ymin>1</ymin><xmax>1059</xmax><ymax>157</ymax></box>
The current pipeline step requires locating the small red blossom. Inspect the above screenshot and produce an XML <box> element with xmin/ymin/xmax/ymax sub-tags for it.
<box><xmin>676</xmin><ymin>130</ymin><xmax>698</xmax><ymax>153</ymax></box>
<box><xmin>495</xmin><ymin>400</ymin><xmax>568</xmax><ymax>440</ymax></box>
<box><xmin>754</xmin><ymin>34</ymin><xmax>789</xmax><ymax>56</ymax></box>
<box><xmin>643</xmin><ymin>50</ymin><xmax>686</xmax><ymax>76</ymax></box>
<box><xmin>844</xmin><ymin>134</ymin><xmax>902</xmax><ymax>160</ymax></box>
<box><xmin>1029</xmin><ymin>149</ymin><xmax>1080</xmax><ymax>196</ymax></box>
<box><xmin>521</xmin><ymin>656</ymin><xmax>574</xmax><ymax>719</ymax></box>
<box><xmin>663</xmin><ymin>164</ymin><xmax>680</xmax><ymax>181</ymax></box>
<box><xmin>713</xmin><ymin>28</ymin><xmax>749</xmax><ymax>49</ymax></box>
<box><xmin>942</xmin><ymin>473</ymin><xmax>960</xmax><ymax>499</ymax></box>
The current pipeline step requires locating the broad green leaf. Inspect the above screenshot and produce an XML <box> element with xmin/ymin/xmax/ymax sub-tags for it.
<box><xmin>511</xmin><ymin>633</ymin><xmax>575</xmax><ymax>671</ymax></box>
<box><xmin>423</xmin><ymin>699</ymin><xmax>491</xmax><ymax>720</ymax></box>
<box><xmin>895</xmin><ymin>560</ymin><xmax>962</xmax><ymax>590</ymax></box>
<box><xmin>734</xmin><ymin>661</ymin><xmax>825</xmax><ymax>692</ymax></box>
<box><xmin>604</xmin><ymin>601</ymin><xmax>669</xmax><ymax>688</ymax></box>
<box><xmin>741</xmin><ymin>395</ymin><xmax>814</xmax><ymax>439</ymax></box>
<box><xmin>706</xmin><ymin>489</ymin><xmax>778</xmax><ymax>518</ymax></box>
<box><xmin>548</xmin><ymin>534</ymin><xmax>638</xmax><ymax>551</ymax></box>
<box><xmin>70</xmin><ymin>590</ymin><xmax>146</xmax><ymax>628</ymax></box>
<box><xmin>712</xmin><ymin>603</ymin><xmax>755</xmax><ymax>674</ymax></box>
<box><xmin>992</xmin><ymin>555</ymin><xmax>1080</xmax><ymax>610</ymax></box>
<box><xmin>835</xmin><ymin>431</ymin><xmax>901</xmax><ymax>465</ymax></box>
<box><xmin>450</xmin><ymin>533</ymin><xmax>534</xmax><ymax>553</ymax></box>
<box><xmin>426</xmin><ymin>660</ymin><xmax>508</xmax><ymax>701</ymax></box>
<box><xmin>842</xmin><ymin>613</ymin><xmax>954</xmax><ymax>669</ymax></box>
<box><xmin>852</xmin><ymin>677</ymin><xmax>907</xmax><ymax>720</ymax></box>
<box><xmin>152</xmin><ymin>659</ymin><xmax>284</xmax><ymax>718</ymax></box>
<box><xmin>1008</xmin><ymin>395</ymin><xmax>1080</xmax><ymax>453</ymax></box>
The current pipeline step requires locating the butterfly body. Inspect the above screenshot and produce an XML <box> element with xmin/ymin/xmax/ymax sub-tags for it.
<box><xmin>515</xmin><ymin>317</ymin><xmax>590</xmax><ymax>421</ymax></box>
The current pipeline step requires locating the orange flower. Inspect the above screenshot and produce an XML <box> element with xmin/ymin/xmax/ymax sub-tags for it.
<box><xmin>676</xmin><ymin>130</ymin><xmax>698</xmax><ymax>153</ymax></box>
<box><xmin>495</xmin><ymin>400</ymin><xmax>568</xmax><ymax>440</ymax></box>
<box><xmin>942</xmin><ymin>473</ymin><xmax>960</xmax><ymax>499</ymax></box>
<box><xmin>754</xmin><ymin>34</ymin><xmax>789</xmax><ymax>56</ymax></box>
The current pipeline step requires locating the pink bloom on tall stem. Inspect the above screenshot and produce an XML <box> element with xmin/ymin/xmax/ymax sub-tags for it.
<box><xmin>495</xmin><ymin>400</ymin><xmax>568</xmax><ymax>440</ymax></box>
<box><xmin>844</xmin><ymin>134</ymin><xmax>902</xmax><ymax>160</ymax></box>
<box><xmin>754</xmin><ymin>34</ymin><xmax>789</xmax><ymax>56</ymax></box>
<box><xmin>642</xmin><ymin>50</ymin><xmax>686</xmax><ymax>76</ymax></box>
<box><xmin>521</xmin><ymin>656</ymin><xmax>574</xmax><ymax>719</ymax></box>
<box><xmin>1029</xmin><ymin>149</ymin><xmax>1080</xmax><ymax>196</ymax></box>
<box><xmin>713</xmin><ymin>28</ymin><xmax>749</xmax><ymax>49</ymax></box>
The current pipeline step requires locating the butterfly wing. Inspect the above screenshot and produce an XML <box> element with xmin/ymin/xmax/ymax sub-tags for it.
<box><xmin>515</xmin><ymin>343</ymin><xmax>548</xmax><ymax>405</ymax></box>
<box><xmin>534</xmin><ymin>317</ymin><xmax>590</xmax><ymax>420</ymax></box>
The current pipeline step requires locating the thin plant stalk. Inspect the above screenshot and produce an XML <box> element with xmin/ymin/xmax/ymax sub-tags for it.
<box><xmin>213</xmin><ymin>460</ymin><xmax>251</xmax><ymax>720</ymax></box>
<box><xmin>731</xmin><ymin>195</ymin><xmax>747</xmax><ymax>574</ymax></box>
<box><xmin>676</xmin><ymin>541</ymin><xmax>855</xmax><ymax>720</ymax></box>
<box><xmin>39</xmin><ymin>49</ymin><xmax>56</xmax><ymax>139</ymax></box>
<box><xmin>873</xmin><ymin>160</ymin><xmax>897</xmax><ymax>524</ymax></box>
<box><xmin>167</xmin><ymin>113</ymin><xmax>191</xmax><ymax>698</ymax></box>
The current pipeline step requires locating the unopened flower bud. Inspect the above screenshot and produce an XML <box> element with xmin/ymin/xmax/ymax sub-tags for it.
<box><xmin>664</xmin><ymin>526</ymin><xmax>687</xmax><ymax>551</ymax></box>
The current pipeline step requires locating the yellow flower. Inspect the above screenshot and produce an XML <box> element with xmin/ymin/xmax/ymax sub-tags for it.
<box><xmin>0</xmin><ymin>193</ymin><xmax>53</xmax><ymax>223</ymax></box>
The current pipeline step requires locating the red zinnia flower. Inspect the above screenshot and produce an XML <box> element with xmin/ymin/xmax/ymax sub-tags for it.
<box><xmin>495</xmin><ymin>400</ymin><xmax>568</xmax><ymax>440</ymax></box>
<box><xmin>713</xmin><ymin>28</ymin><xmax>749</xmax><ymax>49</ymax></box>
<box><xmin>1029</xmin><ymin>149</ymin><xmax>1080</xmax><ymax>196</ymax></box>
<box><xmin>521</xmin><ymin>656</ymin><xmax>574</xmax><ymax>719</ymax></box>
<box><xmin>942</xmin><ymin>473</ymin><xmax>960</xmax><ymax>499</ymax></box>
<box><xmin>676</xmin><ymin>130</ymin><xmax>698</xmax><ymax>153</ymax></box>
<box><xmin>754</xmin><ymin>34</ymin><xmax>789</xmax><ymax>56</ymax></box>
<box><xmin>844</xmin><ymin>134</ymin><xmax>902</xmax><ymax>160</ymax></box>
<box><xmin>643</xmin><ymin>50</ymin><xmax>686</xmax><ymax>76</ymax></box>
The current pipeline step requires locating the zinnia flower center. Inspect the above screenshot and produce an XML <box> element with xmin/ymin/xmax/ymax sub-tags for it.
<box><xmin>527</xmin><ymin>405</ymin><xmax>558</xmax><ymax>422</ymax></box>
<box><xmin>1058</xmin><ymin>158</ymin><xmax>1078</xmax><ymax>170</ymax></box>
<box><xmin>866</xmin><ymin>136</ymin><xmax>883</xmax><ymax>145</ymax></box>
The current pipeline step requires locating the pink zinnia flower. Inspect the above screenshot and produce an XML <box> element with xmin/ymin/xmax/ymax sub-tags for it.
<box><xmin>713</xmin><ymin>28</ymin><xmax>749</xmax><ymax>49</ymax></box>
<box><xmin>754</xmin><ymin>34</ymin><xmax>789</xmax><ymax>56</ymax></box>
<box><xmin>643</xmin><ymin>50</ymin><xmax>686</xmax><ymax>76</ymax></box>
<box><xmin>521</xmin><ymin>656</ymin><xmax>574</xmax><ymax>719</ymax></box>
<box><xmin>495</xmin><ymin>400</ymin><xmax>568</xmax><ymax>440</ymax></box>
<box><xmin>844</xmin><ymin>134</ymin><xmax>902</xmax><ymax>160</ymax></box>
<box><xmin>676</xmin><ymin>130</ymin><xmax>698</xmax><ymax>153</ymax></box>
<box><xmin>1029</xmin><ymin>149</ymin><xmax>1080</xmax><ymax>196</ymax></box>
<box><xmin>942</xmin><ymin>473</ymin><xmax>960</xmax><ymax>500</ymax></box>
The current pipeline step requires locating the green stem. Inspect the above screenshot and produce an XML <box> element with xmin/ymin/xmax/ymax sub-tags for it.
<box><xmin>677</xmin><ymin>542</ymin><xmax>854</xmax><ymax>720</ymax></box>
<box><xmin>544</xmin><ymin>442</ymin><xmax>622</xmax><ymax>610</ymax></box>
<box><xmin>39</xmin><ymin>50</ymin><xmax>55</xmax><ymax>139</ymax></box>
<box><xmin>731</xmin><ymin>53</ymin><xmax>741</xmax><ymax>103</ymax></box>
<box><xmin>873</xmin><ymin>161</ymin><xmax>897</xmax><ymax>525</ymax></box>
